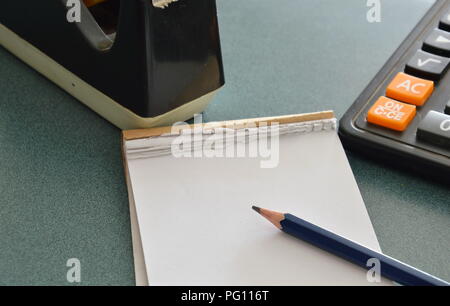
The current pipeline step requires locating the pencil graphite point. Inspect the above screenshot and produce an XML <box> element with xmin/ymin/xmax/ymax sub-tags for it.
<box><xmin>252</xmin><ymin>206</ymin><xmax>261</xmax><ymax>214</ymax></box>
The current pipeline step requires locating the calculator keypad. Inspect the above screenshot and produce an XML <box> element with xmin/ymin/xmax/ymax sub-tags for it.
<box><xmin>341</xmin><ymin>2</ymin><xmax>450</xmax><ymax>178</ymax></box>
<box><xmin>362</xmin><ymin>9</ymin><xmax>450</xmax><ymax>154</ymax></box>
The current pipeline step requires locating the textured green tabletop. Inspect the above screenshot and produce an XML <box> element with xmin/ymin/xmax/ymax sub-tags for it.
<box><xmin>0</xmin><ymin>0</ymin><xmax>448</xmax><ymax>285</ymax></box>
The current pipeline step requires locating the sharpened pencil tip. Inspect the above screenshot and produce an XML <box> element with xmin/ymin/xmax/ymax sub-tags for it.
<box><xmin>252</xmin><ymin>206</ymin><xmax>261</xmax><ymax>214</ymax></box>
<box><xmin>252</xmin><ymin>206</ymin><xmax>284</xmax><ymax>230</ymax></box>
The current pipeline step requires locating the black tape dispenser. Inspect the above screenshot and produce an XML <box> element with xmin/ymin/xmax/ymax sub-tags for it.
<box><xmin>0</xmin><ymin>0</ymin><xmax>225</xmax><ymax>129</ymax></box>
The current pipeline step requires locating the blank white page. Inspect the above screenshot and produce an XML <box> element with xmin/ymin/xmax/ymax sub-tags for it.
<box><xmin>125</xmin><ymin>127</ymin><xmax>391</xmax><ymax>285</ymax></box>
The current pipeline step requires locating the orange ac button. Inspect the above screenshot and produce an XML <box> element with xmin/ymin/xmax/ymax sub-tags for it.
<box><xmin>367</xmin><ymin>96</ymin><xmax>416</xmax><ymax>131</ymax></box>
<box><xmin>386</xmin><ymin>72</ymin><xmax>434</xmax><ymax>106</ymax></box>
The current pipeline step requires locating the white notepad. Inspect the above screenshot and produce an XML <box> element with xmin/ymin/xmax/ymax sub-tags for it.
<box><xmin>122</xmin><ymin>111</ymin><xmax>391</xmax><ymax>286</ymax></box>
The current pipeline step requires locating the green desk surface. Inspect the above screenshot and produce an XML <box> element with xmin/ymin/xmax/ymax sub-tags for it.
<box><xmin>0</xmin><ymin>0</ymin><xmax>448</xmax><ymax>285</ymax></box>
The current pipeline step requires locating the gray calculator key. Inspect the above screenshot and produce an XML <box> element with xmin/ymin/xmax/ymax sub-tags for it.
<box><xmin>417</xmin><ymin>111</ymin><xmax>450</xmax><ymax>148</ymax></box>
<box><xmin>405</xmin><ymin>50</ymin><xmax>450</xmax><ymax>81</ymax></box>
<box><xmin>423</xmin><ymin>28</ymin><xmax>450</xmax><ymax>57</ymax></box>
<box><xmin>439</xmin><ymin>10</ymin><xmax>450</xmax><ymax>32</ymax></box>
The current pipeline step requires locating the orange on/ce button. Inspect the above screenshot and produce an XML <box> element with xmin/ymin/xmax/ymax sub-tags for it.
<box><xmin>367</xmin><ymin>96</ymin><xmax>416</xmax><ymax>131</ymax></box>
<box><xmin>386</xmin><ymin>72</ymin><xmax>434</xmax><ymax>106</ymax></box>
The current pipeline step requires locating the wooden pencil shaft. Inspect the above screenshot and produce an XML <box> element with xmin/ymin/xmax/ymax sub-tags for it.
<box><xmin>281</xmin><ymin>214</ymin><xmax>449</xmax><ymax>286</ymax></box>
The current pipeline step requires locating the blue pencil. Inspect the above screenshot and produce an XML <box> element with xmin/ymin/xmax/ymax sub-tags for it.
<box><xmin>252</xmin><ymin>206</ymin><xmax>449</xmax><ymax>286</ymax></box>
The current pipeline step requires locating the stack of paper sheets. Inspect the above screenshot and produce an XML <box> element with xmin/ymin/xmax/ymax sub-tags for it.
<box><xmin>122</xmin><ymin>114</ymin><xmax>391</xmax><ymax>286</ymax></box>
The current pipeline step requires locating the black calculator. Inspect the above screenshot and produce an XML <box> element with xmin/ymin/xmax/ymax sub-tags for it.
<box><xmin>339</xmin><ymin>0</ymin><xmax>450</xmax><ymax>180</ymax></box>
